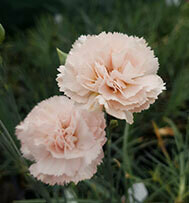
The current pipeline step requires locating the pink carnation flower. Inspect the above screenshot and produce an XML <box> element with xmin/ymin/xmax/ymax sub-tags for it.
<box><xmin>57</xmin><ymin>32</ymin><xmax>165</xmax><ymax>124</ymax></box>
<box><xmin>16</xmin><ymin>96</ymin><xmax>106</xmax><ymax>185</ymax></box>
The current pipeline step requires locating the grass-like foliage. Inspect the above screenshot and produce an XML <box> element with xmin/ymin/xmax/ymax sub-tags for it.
<box><xmin>0</xmin><ymin>0</ymin><xmax>189</xmax><ymax>202</ymax></box>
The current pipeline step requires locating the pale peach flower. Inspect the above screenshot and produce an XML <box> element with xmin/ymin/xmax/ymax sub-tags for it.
<box><xmin>57</xmin><ymin>32</ymin><xmax>165</xmax><ymax>124</ymax></box>
<box><xmin>16</xmin><ymin>96</ymin><xmax>106</xmax><ymax>185</ymax></box>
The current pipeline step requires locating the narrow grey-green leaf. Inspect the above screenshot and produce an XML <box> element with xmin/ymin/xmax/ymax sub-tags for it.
<box><xmin>0</xmin><ymin>24</ymin><xmax>5</xmax><ymax>44</ymax></box>
<box><xmin>56</xmin><ymin>48</ymin><xmax>67</xmax><ymax>65</ymax></box>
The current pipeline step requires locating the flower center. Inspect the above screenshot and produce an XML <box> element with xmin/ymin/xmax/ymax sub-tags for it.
<box><xmin>48</xmin><ymin>122</ymin><xmax>78</xmax><ymax>154</ymax></box>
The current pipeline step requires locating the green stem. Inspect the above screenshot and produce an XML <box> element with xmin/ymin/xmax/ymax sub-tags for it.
<box><xmin>122</xmin><ymin>122</ymin><xmax>134</xmax><ymax>202</ymax></box>
<box><xmin>107</xmin><ymin>126</ymin><xmax>113</xmax><ymax>202</ymax></box>
<box><xmin>176</xmin><ymin>153</ymin><xmax>185</xmax><ymax>202</ymax></box>
<box><xmin>123</xmin><ymin>122</ymin><xmax>130</xmax><ymax>173</ymax></box>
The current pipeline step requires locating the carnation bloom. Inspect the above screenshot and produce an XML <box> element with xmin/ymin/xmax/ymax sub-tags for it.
<box><xmin>16</xmin><ymin>96</ymin><xmax>106</xmax><ymax>185</ymax></box>
<box><xmin>57</xmin><ymin>32</ymin><xmax>165</xmax><ymax>124</ymax></box>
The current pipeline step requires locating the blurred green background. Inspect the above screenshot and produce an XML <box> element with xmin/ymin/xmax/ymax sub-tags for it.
<box><xmin>0</xmin><ymin>0</ymin><xmax>189</xmax><ymax>202</ymax></box>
